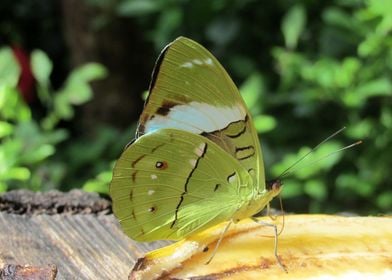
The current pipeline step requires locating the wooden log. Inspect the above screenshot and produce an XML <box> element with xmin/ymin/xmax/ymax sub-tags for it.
<box><xmin>0</xmin><ymin>190</ymin><xmax>169</xmax><ymax>280</ymax></box>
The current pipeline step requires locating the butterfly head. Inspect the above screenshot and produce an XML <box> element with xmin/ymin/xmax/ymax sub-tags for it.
<box><xmin>266</xmin><ymin>179</ymin><xmax>283</xmax><ymax>195</ymax></box>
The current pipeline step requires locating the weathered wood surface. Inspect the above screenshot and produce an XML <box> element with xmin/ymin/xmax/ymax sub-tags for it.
<box><xmin>0</xmin><ymin>190</ymin><xmax>169</xmax><ymax>280</ymax></box>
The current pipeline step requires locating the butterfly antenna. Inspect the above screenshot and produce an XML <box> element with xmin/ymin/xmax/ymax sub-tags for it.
<box><xmin>282</xmin><ymin>140</ymin><xmax>362</xmax><ymax>178</ymax></box>
<box><xmin>278</xmin><ymin>127</ymin><xmax>347</xmax><ymax>179</ymax></box>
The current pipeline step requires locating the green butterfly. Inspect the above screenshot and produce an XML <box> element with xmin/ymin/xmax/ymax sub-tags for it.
<box><xmin>110</xmin><ymin>37</ymin><xmax>282</xmax><ymax>243</ymax></box>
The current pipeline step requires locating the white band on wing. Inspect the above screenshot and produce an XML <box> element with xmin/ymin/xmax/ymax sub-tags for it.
<box><xmin>144</xmin><ymin>102</ymin><xmax>247</xmax><ymax>134</ymax></box>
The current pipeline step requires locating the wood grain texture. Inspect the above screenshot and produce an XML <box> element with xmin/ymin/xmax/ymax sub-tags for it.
<box><xmin>0</xmin><ymin>213</ymin><xmax>169</xmax><ymax>280</ymax></box>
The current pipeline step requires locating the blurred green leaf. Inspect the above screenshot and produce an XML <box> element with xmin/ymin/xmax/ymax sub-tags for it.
<box><xmin>281</xmin><ymin>179</ymin><xmax>303</xmax><ymax>198</ymax></box>
<box><xmin>63</xmin><ymin>82</ymin><xmax>92</xmax><ymax>105</ymax></box>
<box><xmin>304</xmin><ymin>180</ymin><xmax>327</xmax><ymax>200</ymax></box>
<box><xmin>338</xmin><ymin>57</ymin><xmax>361</xmax><ymax>87</ymax></box>
<box><xmin>67</xmin><ymin>63</ymin><xmax>107</xmax><ymax>82</ymax></box>
<box><xmin>31</xmin><ymin>49</ymin><xmax>53</xmax><ymax>86</ymax></box>
<box><xmin>301</xmin><ymin>58</ymin><xmax>339</xmax><ymax>88</ymax></box>
<box><xmin>368</xmin><ymin>0</ymin><xmax>392</xmax><ymax>15</ymax></box>
<box><xmin>0</xmin><ymin>86</ymin><xmax>31</xmax><ymax>121</ymax></box>
<box><xmin>0</xmin><ymin>48</ymin><xmax>20</xmax><ymax>87</ymax></box>
<box><xmin>21</xmin><ymin>144</ymin><xmax>55</xmax><ymax>164</ymax></box>
<box><xmin>61</xmin><ymin>63</ymin><xmax>107</xmax><ymax>105</ymax></box>
<box><xmin>0</xmin><ymin>122</ymin><xmax>13</xmax><ymax>138</ymax></box>
<box><xmin>323</xmin><ymin>7</ymin><xmax>362</xmax><ymax>32</ymax></box>
<box><xmin>356</xmin><ymin>78</ymin><xmax>392</xmax><ymax>98</ymax></box>
<box><xmin>272</xmin><ymin>48</ymin><xmax>308</xmax><ymax>88</ymax></box>
<box><xmin>207</xmin><ymin>17</ymin><xmax>239</xmax><ymax>46</ymax></box>
<box><xmin>54</xmin><ymin>94</ymin><xmax>73</xmax><ymax>119</ymax></box>
<box><xmin>273</xmin><ymin>141</ymin><xmax>342</xmax><ymax>179</ymax></box>
<box><xmin>253</xmin><ymin>115</ymin><xmax>276</xmax><ymax>133</ymax></box>
<box><xmin>152</xmin><ymin>7</ymin><xmax>183</xmax><ymax>48</ymax></box>
<box><xmin>346</xmin><ymin>120</ymin><xmax>373</xmax><ymax>139</ymax></box>
<box><xmin>381</xmin><ymin>107</ymin><xmax>392</xmax><ymax>128</ymax></box>
<box><xmin>0</xmin><ymin>183</ymin><xmax>6</xmax><ymax>193</ymax></box>
<box><xmin>83</xmin><ymin>169</ymin><xmax>112</xmax><ymax>194</ymax></box>
<box><xmin>376</xmin><ymin>191</ymin><xmax>392</xmax><ymax>210</ymax></box>
<box><xmin>240</xmin><ymin>73</ymin><xmax>264</xmax><ymax>114</ymax></box>
<box><xmin>282</xmin><ymin>4</ymin><xmax>306</xmax><ymax>49</ymax></box>
<box><xmin>117</xmin><ymin>0</ymin><xmax>161</xmax><ymax>16</ymax></box>
<box><xmin>336</xmin><ymin>173</ymin><xmax>374</xmax><ymax>197</ymax></box>
<box><xmin>358</xmin><ymin>33</ymin><xmax>383</xmax><ymax>57</ymax></box>
<box><xmin>1</xmin><ymin>167</ymin><xmax>30</xmax><ymax>181</ymax></box>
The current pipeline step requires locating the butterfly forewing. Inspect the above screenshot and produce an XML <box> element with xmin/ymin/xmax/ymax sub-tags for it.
<box><xmin>110</xmin><ymin>129</ymin><xmax>252</xmax><ymax>241</ymax></box>
<box><xmin>137</xmin><ymin>37</ymin><xmax>265</xmax><ymax>190</ymax></box>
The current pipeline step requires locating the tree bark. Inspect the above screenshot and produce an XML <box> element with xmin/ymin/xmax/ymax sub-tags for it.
<box><xmin>61</xmin><ymin>0</ymin><xmax>153</xmax><ymax>133</ymax></box>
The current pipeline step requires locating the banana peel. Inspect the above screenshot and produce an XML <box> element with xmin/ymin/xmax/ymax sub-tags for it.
<box><xmin>129</xmin><ymin>215</ymin><xmax>392</xmax><ymax>279</ymax></box>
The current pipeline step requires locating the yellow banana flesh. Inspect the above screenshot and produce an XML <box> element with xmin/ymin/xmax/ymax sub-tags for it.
<box><xmin>130</xmin><ymin>215</ymin><xmax>392</xmax><ymax>280</ymax></box>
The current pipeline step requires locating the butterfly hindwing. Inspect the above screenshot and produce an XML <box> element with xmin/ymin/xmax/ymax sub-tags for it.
<box><xmin>110</xmin><ymin>128</ymin><xmax>252</xmax><ymax>241</ymax></box>
<box><xmin>137</xmin><ymin>37</ymin><xmax>265</xmax><ymax>190</ymax></box>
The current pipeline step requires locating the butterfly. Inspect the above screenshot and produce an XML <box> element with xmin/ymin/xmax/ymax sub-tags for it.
<box><xmin>110</xmin><ymin>37</ymin><xmax>282</xmax><ymax>245</ymax></box>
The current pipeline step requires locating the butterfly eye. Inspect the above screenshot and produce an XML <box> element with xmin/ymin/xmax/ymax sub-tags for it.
<box><xmin>155</xmin><ymin>161</ymin><xmax>168</xmax><ymax>169</ymax></box>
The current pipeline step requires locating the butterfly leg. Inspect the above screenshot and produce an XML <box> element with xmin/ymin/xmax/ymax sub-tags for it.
<box><xmin>266</xmin><ymin>203</ymin><xmax>277</xmax><ymax>221</ymax></box>
<box><xmin>205</xmin><ymin>220</ymin><xmax>233</xmax><ymax>265</ymax></box>
<box><xmin>251</xmin><ymin>217</ymin><xmax>287</xmax><ymax>273</ymax></box>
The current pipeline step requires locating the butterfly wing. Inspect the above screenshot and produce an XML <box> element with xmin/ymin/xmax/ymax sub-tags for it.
<box><xmin>137</xmin><ymin>37</ymin><xmax>265</xmax><ymax>190</ymax></box>
<box><xmin>110</xmin><ymin>128</ymin><xmax>253</xmax><ymax>241</ymax></box>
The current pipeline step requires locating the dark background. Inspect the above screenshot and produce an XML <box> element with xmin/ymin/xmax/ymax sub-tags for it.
<box><xmin>1</xmin><ymin>0</ymin><xmax>391</xmax><ymax>214</ymax></box>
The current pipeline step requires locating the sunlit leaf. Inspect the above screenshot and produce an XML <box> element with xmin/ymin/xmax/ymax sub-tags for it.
<box><xmin>240</xmin><ymin>73</ymin><xmax>264</xmax><ymax>114</ymax></box>
<box><xmin>2</xmin><ymin>167</ymin><xmax>30</xmax><ymax>181</ymax></box>
<box><xmin>20</xmin><ymin>144</ymin><xmax>55</xmax><ymax>164</ymax></box>
<box><xmin>0</xmin><ymin>47</ymin><xmax>20</xmax><ymax>87</ymax></box>
<box><xmin>54</xmin><ymin>94</ymin><xmax>73</xmax><ymax>119</ymax></box>
<box><xmin>356</xmin><ymin>78</ymin><xmax>392</xmax><ymax>98</ymax></box>
<box><xmin>275</xmin><ymin>141</ymin><xmax>342</xmax><ymax>178</ymax></box>
<box><xmin>61</xmin><ymin>63</ymin><xmax>107</xmax><ymax>105</ymax></box>
<box><xmin>253</xmin><ymin>115</ymin><xmax>276</xmax><ymax>133</ymax></box>
<box><xmin>0</xmin><ymin>86</ymin><xmax>31</xmax><ymax>121</ymax></box>
<box><xmin>358</xmin><ymin>34</ymin><xmax>383</xmax><ymax>57</ymax></box>
<box><xmin>83</xmin><ymin>170</ymin><xmax>112</xmax><ymax>194</ymax></box>
<box><xmin>282</xmin><ymin>5</ymin><xmax>306</xmax><ymax>49</ymax></box>
<box><xmin>0</xmin><ymin>121</ymin><xmax>13</xmax><ymax>138</ymax></box>
<box><xmin>68</xmin><ymin>63</ymin><xmax>107</xmax><ymax>82</ymax></box>
<box><xmin>31</xmin><ymin>49</ymin><xmax>53</xmax><ymax>86</ymax></box>
<box><xmin>346</xmin><ymin>120</ymin><xmax>373</xmax><ymax>139</ymax></box>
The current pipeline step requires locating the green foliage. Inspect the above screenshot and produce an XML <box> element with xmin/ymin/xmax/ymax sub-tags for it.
<box><xmin>0</xmin><ymin>47</ymin><xmax>107</xmax><ymax>192</ymax></box>
<box><xmin>268</xmin><ymin>0</ymin><xmax>392</xmax><ymax>214</ymax></box>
